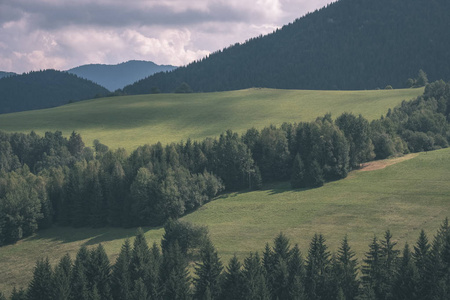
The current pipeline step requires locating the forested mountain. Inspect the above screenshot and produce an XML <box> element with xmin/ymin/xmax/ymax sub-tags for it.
<box><xmin>0</xmin><ymin>72</ymin><xmax>15</xmax><ymax>79</ymax></box>
<box><xmin>68</xmin><ymin>60</ymin><xmax>177</xmax><ymax>91</ymax></box>
<box><xmin>0</xmin><ymin>70</ymin><xmax>109</xmax><ymax>114</ymax></box>
<box><xmin>123</xmin><ymin>0</ymin><xmax>450</xmax><ymax>94</ymax></box>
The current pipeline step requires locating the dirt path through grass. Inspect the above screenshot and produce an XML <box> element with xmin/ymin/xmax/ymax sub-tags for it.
<box><xmin>359</xmin><ymin>153</ymin><xmax>419</xmax><ymax>172</ymax></box>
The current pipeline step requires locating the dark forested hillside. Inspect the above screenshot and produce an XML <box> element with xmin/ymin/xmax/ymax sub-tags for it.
<box><xmin>123</xmin><ymin>0</ymin><xmax>450</xmax><ymax>94</ymax></box>
<box><xmin>0</xmin><ymin>70</ymin><xmax>109</xmax><ymax>114</ymax></box>
<box><xmin>0</xmin><ymin>72</ymin><xmax>15</xmax><ymax>79</ymax></box>
<box><xmin>68</xmin><ymin>60</ymin><xmax>177</xmax><ymax>91</ymax></box>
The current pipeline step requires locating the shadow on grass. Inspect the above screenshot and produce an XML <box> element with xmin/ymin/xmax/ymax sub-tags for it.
<box><xmin>26</xmin><ymin>225</ymin><xmax>162</xmax><ymax>246</ymax></box>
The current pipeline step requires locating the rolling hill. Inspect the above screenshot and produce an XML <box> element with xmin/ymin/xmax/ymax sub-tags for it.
<box><xmin>68</xmin><ymin>60</ymin><xmax>177</xmax><ymax>91</ymax></box>
<box><xmin>0</xmin><ymin>88</ymin><xmax>423</xmax><ymax>151</ymax></box>
<box><xmin>1</xmin><ymin>147</ymin><xmax>449</xmax><ymax>296</ymax></box>
<box><xmin>0</xmin><ymin>69</ymin><xmax>110</xmax><ymax>114</ymax></box>
<box><xmin>123</xmin><ymin>0</ymin><xmax>450</xmax><ymax>94</ymax></box>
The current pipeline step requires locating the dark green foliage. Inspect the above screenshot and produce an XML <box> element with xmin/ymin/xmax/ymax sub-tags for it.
<box><xmin>194</xmin><ymin>237</ymin><xmax>223</xmax><ymax>300</ymax></box>
<box><xmin>71</xmin><ymin>246</ymin><xmax>90</xmax><ymax>300</ymax></box>
<box><xmin>86</xmin><ymin>244</ymin><xmax>112</xmax><ymax>300</ymax></box>
<box><xmin>241</xmin><ymin>252</ymin><xmax>270</xmax><ymax>300</ymax></box>
<box><xmin>305</xmin><ymin>160</ymin><xmax>324</xmax><ymax>188</ymax></box>
<box><xmin>159</xmin><ymin>242</ymin><xmax>191</xmax><ymax>300</ymax></box>
<box><xmin>333</xmin><ymin>236</ymin><xmax>359</xmax><ymax>300</ymax></box>
<box><xmin>53</xmin><ymin>254</ymin><xmax>72</xmax><ymax>300</ymax></box>
<box><xmin>27</xmin><ymin>257</ymin><xmax>53</xmax><ymax>300</ymax></box>
<box><xmin>123</xmin><ymin>0</ymin><xmax>450</xmax><ymax>94</ymax></box>
<box><xmin>10</xmin><ymin>287</ymin><xmax>27</xmax><ymax>300</ymax></box>
<box><xmin>175</xmin><ymin>82</ymin><xmax>193</xmax><ymax>93</ymax></box>
<box><xmin>290</xmin><ymin>153</ymin><xmax>305</xmax><ymax>189</ymax></box>
<box><xmin>112</xmin><ymin>239</ymin><xmax>132</xmax><ymax>300</ymax></box>
<box><xmin>220</xmin><ymin>255</ymin><xmax>244</xmax><ymax>300</ymax></box>
<box><xmin>392</xmin><ymin>243</ymin><xmax>419</xmax><ymax>300</ymax></box>
<box><xmin>305</xmin><ymin>234</ymin><xmax>332</xmax><ymax>300</ymax></box>
<box><xmin>0</xmin><ymin>69</ymin><xmax>109</xmax><ymax>114</ymax></box>
<box><xmin>161</xmin><ymin>219</ymin><xmax>208</xmax><ymax>256</ymax></box>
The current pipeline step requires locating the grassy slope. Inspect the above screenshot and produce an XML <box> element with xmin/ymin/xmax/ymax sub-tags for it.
<box><xmin>1</xmin><ymin>147</ymin><xmax>449</xmax><ymax>295</ymax></box>
<box><xmin>0</xmin><ymin>88</ymin><xmax>423</xmax><ymax>151</ymax></box>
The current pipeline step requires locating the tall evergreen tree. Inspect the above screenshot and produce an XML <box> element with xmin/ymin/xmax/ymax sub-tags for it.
<box><xmin>379</xmin><ymin>230</ymin><xmax>400</xmax><ymax>299</ymax></box>
<box><xmin>392</xmin><ymin>243</ymin><xmax>419</xmax><ymax>300</ymax></box>
<box><xmin>159</xmin><ymin>242</ymin><xmax>191</xmax><ymax>300</ymax></box>
<box><xmin>361</xmin><ymin>236</ymin><xmax>382</xmax><ymax>299</ymax></box>
<box><xmin>305</xmin><ymin>234</ymin><xmax>332</xmax><ymax>300</ymax></box>
<box><xmin>27</xmin><ymin>257</ymin><xmax>53</xmax><ymax>300</ymax></box>
<box><xmin>412</xmin><ymin>229</ymin><xmax>431</xmax><ymax>298</ymax></box>
<box><xmin>71</xmin><ymin>246</ymin><xmax>90</xmax><ymax>300</ymax></box>
<box><xmin>111</xmin><ymin>239</ymin><xmax>132</xmax><ymax>300</ymax></box>
<box><xmin>86</xmin><ymin>244</ymin><xmax>112</xmax><ymax>300</ymax></box>
<box><xmin>288</xmin><ymin>244</ymin><xmax>306</xmax><ymax>300</ymax></box>
<box><xmin>194</xmin><ymin>237</ymin><xmax>223</xmax><ymax>300</ymax></box>
<box><xmin>241</xmin><ymin>252</ymin><xmax>270</xmax><ymax>300</ymax></box>
<box><xmin>333</xmin><ymin>236</ymin><xmax>359</xmax><ymax>300</ymax></box>
<box><xmin>219</xmin><ymin>255</ymin><xmax>244</xmax><ymax>300</ymax></box>
<box><xmin>290</xmin><ymin>153</ymin><xmax>305</xmax><ymax>188</ymax></box>
<box><xmin>53</xmin><ymin>253</ymin><xmax>73</xmax><ymax>300</ymax></box>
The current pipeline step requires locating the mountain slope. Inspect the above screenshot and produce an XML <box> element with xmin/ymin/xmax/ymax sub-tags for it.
<box><xmin>123</xmin><ymin>0</ymin><xmax>450</xmax><ymax>94</ymax></box>
<box><xmin>68</xmin><ymin>60</ymin><xmax>177</xmax><ymax>91</ymax></box>
<box><xmin>0</xmin><ymin>70</ymin><xmax>109</xmax><ymax>114</ymax></box>
<box><xmin>0</xmin><ymin>72</ymin><xmax>15</xmax><ymax>79</ymax></box>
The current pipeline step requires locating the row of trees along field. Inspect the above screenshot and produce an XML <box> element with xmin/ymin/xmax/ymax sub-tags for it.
<box><xmin>2</xmin><ymin>218</ymin><xmax>450</xmax><ymax>300</ymax></box>
<box><xmin>1</xmin><ymin>81</ymin><xmax>450</xmax><ymax>245</ymax></box>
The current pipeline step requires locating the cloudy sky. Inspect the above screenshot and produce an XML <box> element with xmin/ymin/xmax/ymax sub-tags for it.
<box><xmin>0</xmin><ymin>0</ymin><xmax>332</xmax><ymax>73</ymax></box>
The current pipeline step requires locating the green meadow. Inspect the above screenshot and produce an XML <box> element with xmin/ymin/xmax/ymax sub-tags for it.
<box><xmin>0</xmin><ymin>88</ymin><xmax>423</xmax><ymax>151</ymax></box>
<box><xmin>1</xmin><ymin>147</ymin><xmax>449</xmax><ymax>295</ymax></box>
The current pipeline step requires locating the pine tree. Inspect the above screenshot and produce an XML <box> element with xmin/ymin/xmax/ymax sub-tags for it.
<box><xmin>392</xmin><ymin>243</ymin><xmax>419</xmax><ymax>300</ymax></box>
<box><xmin>130</xmin><ymin>228</ymin><xmax>152</xmax><ymax>284</ymax></box>
<box><xmin>111</xmin><ymin>239</ymin><xmax>132</xmax><ymax>300</ymax></box>
<box><xmin>379</xmin><ymin>230</ymin><xmax>400</xmax><ymax>299</ymax></box>
<box><xmin>86</xmin><ymin>244</ymin><xmax>112</xmax><ymax>300</ymax></box>
<box><xmin>159</xmin><ymin>242</ymin><xmax>191</xmax><ymax>300</ymax></box>
<box><xmin>242</xmin><ymin>252</ymin><xmax>270</xmax><ymax>300</ymax></box>
<box><xmin>220</xmin><ymin>255</ymin><xmax>244</xmax><ymax>300</ymax></box>
<box><xmin>412</xmin><ymin>229</ymin><xmax>430</xmax><ymax>298</ymax></box>
<box><xmin>132</xmin><ymin>278</ymin><xmax>149</xmax><ymax>300</ymax></box>
<box><xmin>71</xmin><ymin>246</ymin><xmax>90</xmax><ymax>300</ymax></box>
<box><xmin>27</xmin><ymin>257</ymin><xmax>53</xmax><ymax>300</ymax></box>
<box><xmin>361</xmin><ymin>236</ymin><xmax>381</xmax><ymax>300</ymax></box>
<box><xmin>10</xmin><ymin>287</ymin><xmax>27</xmax><ymax>300</ymax></box>
<box><xmin>334</xmin><ymin>235</ymin><xmax>359</xmax><ymax>300</ymax></box>
<box><xmin>288</xmin><ymin>244</ymin><xmax>306</xmax><ymax>300</ymax></box>
<box><xmin>194</xmin><ymin>237</ymin><xmax>223</xmax><ymax>300</ymax></box>
<box><xmin>306</xmin><ymin>160</ymin><xmax>324</xmax><ymax>188</ymax></box>
<box><xmin>291</xmin><ymin>153</ymin><xmax>305</xmax><ymax>188</ymax></box>
<box><xmin>53</xmin><ymin>253</ymin><xmax>72</xmax><ymax>300</ymax></box>
<box><xmin>305</xmin><ymin>234</ymin><xmax>332</xmax><ymax>300</ymax></box>
<box><xmin>267</xmin><ymin>233</ymin><xmax>292</xmax><ymax>300</ymax></box>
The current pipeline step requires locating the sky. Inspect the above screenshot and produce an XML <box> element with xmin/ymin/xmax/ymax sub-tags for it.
<box><xmin>0</xmin><ymin>0</ymin><xmax>333</xmax><ymax>73</ymax></box>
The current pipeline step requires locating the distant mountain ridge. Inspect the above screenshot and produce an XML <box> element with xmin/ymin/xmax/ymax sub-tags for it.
<box><xmin>0</xmin><ymin>71</ymin><xmax>16</xmax><ymax>79</ymax></box>
<box><xmin>68</xmin><ymin>60</ymin><xmax>177</xmax><ymax>91</ymax></box>
<box><xmin>123</xmin><ymin>0</ymin><xmax>450</xmax><ymax>94</ymax></box>
<box><xmin>0</xmin><ymin>70</ymin><xmax>109</xmax><ymax>114</ymax></box>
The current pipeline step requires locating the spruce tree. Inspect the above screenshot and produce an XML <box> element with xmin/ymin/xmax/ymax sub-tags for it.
<box><xmin>242</xmin><ymin>252</ymin><xmax>270</xmax><ymax>300</ymax></box>
<box><xmin>379</xmin><ymin>230</ymin><xmax>400</xmax><ymax>299</ymax></box>
<box><xmin>71</xmin><ymin>246</ymin><xmax>90</xmax><ymax>300</ymax></box>
<box><xmin>288</xmin><ymin>244</ymin><xmax>306</xmax><ymax>300</ymax></box>
<box><xmin>361</xmin><ymin>236</ymin><xmax>381</xmax><ymax>299</ymax></box>
<box><xmin>306</xmin><ymin>160</ymin><xmax>324</xmax><ymax>188</ymax></box>
<box><xmin>130</xmin><ymin>228</ymin><xmax>151</xmax><ymax>285</ymax></box>
<box><xmin>53</xmin><ymin>253</ymin><xmax>72</xmax><ymax>300</ymax></box>
<box><xmin>10</xmin><ymin>287</ymin><xmax>27</xmax><ymax>300</ymax></box>
<box><xmin>27</xmin><ymin>257</ymin><xmax>53</xmax><ymax>300</ymax></box>
<box><xmin>159</xmin><ymin>242</ymin><xmax>191</xmax><ymax>300</ymax></box>
<box><xmin>392</xmin><ymin>243</ymin><xmax>419</xmax><ymax>300</ymax></box>
<box><xmin>291</xmin><ymin>153</ymin><xmax>305</xmax><ymax>188</ymax></box>
<box><xmin>220</xmin><ymin>255</ymin><xmax>244</xmax><ymax>300</ymax></box>
<box><xmin>305</xmin><ymin>234</ymin><xmax>332</xmax><ymax>300</ymax></box>
<box><xmin>86</xmin><ymin>244</ymin><xmax>112</xmax><ymax>300</ymax></box>
<box><xmin>334</xmin><ymin>236</ymin><xmax>359</xmax><ymax>300</ymax></box>
<box><xmin>132</xmin><ymin>278</ymin><xmax>149</xmax><ymax>300</ymax></box>
<box><xmin>194</xmin><ymin>237</ymin><xmax>223</xmax><ymax>300</ymax></box>
<box><xmin>111</xmin><ymin>239</ymin><xmax>132</xmax><ymax>300</ymax></box>
<box><xmin>412</xmin><ymin>229</ymin><xmax>430</xmax><ymax>298</ymax></box>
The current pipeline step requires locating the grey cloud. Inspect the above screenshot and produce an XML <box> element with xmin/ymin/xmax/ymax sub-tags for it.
<box><xmin>2</xmin><ymin>1</ymin><xmax>252</xmax><ymax>30</ymax></box>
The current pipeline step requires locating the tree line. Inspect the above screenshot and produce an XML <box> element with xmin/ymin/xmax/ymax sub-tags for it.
<box><xmin>1</xmin><ymin>81</ymin><xmax>450</xmax><ymax>245</ymax></box>
<box><xmin>2</xmin><ymin>218</ymin><xmax>450</xmax><ymax>300</ymax></box>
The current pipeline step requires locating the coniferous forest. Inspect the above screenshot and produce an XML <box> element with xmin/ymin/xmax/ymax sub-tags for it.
<box><xmin>122</xmin><ymin>0</ymin><xmax>450</xmax><ymax>94</ymax></box>
<box><xmin>1</xmin><ymin>81</ymin><xmax>450</xmax><ymax>246</ymax></box>
<box><xmin>2</xmin><ymin>218</ymin><xmax>450</xmax><ymax>300</ymax></box>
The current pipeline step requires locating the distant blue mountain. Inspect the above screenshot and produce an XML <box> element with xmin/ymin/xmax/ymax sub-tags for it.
<box><xmin>0</xmin><ymin>71</ymin><xmax>16</xmax><ymax>79</ymax></box>
<box><xmin>67</xmin><ymin>60</ymin><xmax>177</xmax><ymax>91</ymax></box>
